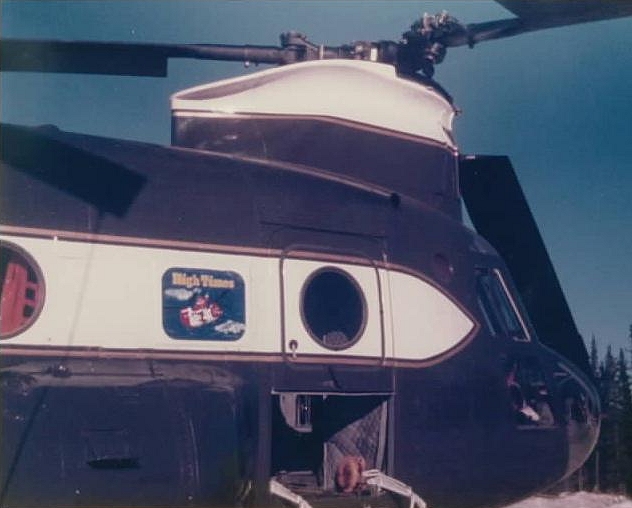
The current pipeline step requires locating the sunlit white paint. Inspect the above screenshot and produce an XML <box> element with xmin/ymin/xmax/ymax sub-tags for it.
<box><xmin>171</xmin><ymin>60</ymin><xmax>456</xmax><ymax>148</ymax></box>
<box><xmin>387</xmin><ymin>270</ymin><xmax>474</xmax><ymax>359</ymax></box>
<box><xmin>1</xmin><ymin>234</ymin><xmax>473</xmax><ymax>361</ymax></box>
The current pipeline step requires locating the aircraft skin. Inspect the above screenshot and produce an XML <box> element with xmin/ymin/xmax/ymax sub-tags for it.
<box><xmin>0</xmin><ymin>61</ymin><xmax>600</xmax><ymax>508</ymax></box>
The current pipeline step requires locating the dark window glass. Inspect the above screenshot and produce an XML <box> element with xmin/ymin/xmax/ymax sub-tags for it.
<box><xmin>555</xmin><ymin>363</ymin><xmax>599</xmax><ymax>426</ymax></box>
<box><xmin>301</xmin><ymin>268</ymin><xmax>366</xmax><ymax>350</ymax></box>
<box><xmin>476</xmin><ymin>269</ymin><xmax>528</xmax><ymax>341</ymax></box>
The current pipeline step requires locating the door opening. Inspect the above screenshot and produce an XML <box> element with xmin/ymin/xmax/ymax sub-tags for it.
<box><xmin>271</xmin><ymin>393</ymin><xmax>389</xmax><ymax>494</ymax></box>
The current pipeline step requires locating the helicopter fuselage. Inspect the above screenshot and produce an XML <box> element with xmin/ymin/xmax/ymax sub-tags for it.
<box><xmin>0</xmin><ymin>61</ymin><xmax>599</xmax><ymax>508</ymax></box>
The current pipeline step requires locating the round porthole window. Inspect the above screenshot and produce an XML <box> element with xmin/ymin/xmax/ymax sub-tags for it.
<box><xmin>300</xmin><ymin>267</ymin><xmax>366</xmax><ymax>350</ymax></box>
<box><xmin>0</xmin><ymin>241</ymin><xmax>45</xmax><ymax>338</ymax></box>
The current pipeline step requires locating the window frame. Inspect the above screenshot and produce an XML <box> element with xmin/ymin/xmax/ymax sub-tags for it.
<box><xmin>0</xmin><ymin>240</ymin><xmax>46</xmax><ymax>339</ymax></box>
<box><xmin>476</xmin><ymin>268</ymin><xmax>531</xmax><ymax>342</ymax></box>
<box><xmin>299</xmin><ymin>266</ymin><xmax>368</xmax><ymax>351</ymax></box>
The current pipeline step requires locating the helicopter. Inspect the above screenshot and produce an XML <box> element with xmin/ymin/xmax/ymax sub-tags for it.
<box><xmin>1</xmin><ymin>2</ymin><xmax>632</xmax><ymax>508</ymax></box>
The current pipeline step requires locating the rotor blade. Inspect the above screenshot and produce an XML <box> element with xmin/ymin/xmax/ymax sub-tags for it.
<box><xmin>1</xmin><ymin>124</ymin><xmax>146</xmax><ymax>216</ymax></box>
<box><xmin>496</xmin><ymin>0</ymin><xmax>632</xmax><ymax>27</ymax></box>
<box><xmin>0</xmin><ymin>39</ymin><xmax>287</xmax><ymax>76</ymax></box>
<box><xmin>444</xmin><ymin>0</ymin><xmax>632</xmax><ymax>47</ymax></box>
<box><xmin>459</xmin><ymin>155</ymin><xmax>591</xmax><ymax>376</ymax></box>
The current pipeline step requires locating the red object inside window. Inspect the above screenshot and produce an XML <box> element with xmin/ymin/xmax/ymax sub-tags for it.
<box><xmin>0</xmin><ymin>246</ymin><xmax>42</xmax><ymax>336</ymax></box>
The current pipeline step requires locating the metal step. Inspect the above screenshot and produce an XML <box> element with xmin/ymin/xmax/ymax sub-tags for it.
<box><xmin>362</xmin><ymin>470</ymin><xmax>427</xmax><ymax>508</ymax></box>
<box><xmin>270</xmin><ymin>479</ymin><xmax>314</xmax><ymax>508</ymax></box>
<box><xmin>270</xmin><ymin>471</ymin><xmax>427</xmax><ymax>508</ymax></box>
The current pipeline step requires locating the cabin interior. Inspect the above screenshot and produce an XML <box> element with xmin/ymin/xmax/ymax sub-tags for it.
<box><xmin>271</xmin><ymin>393</ymin><xmax>390</xmax><ymax>494</ymax></box>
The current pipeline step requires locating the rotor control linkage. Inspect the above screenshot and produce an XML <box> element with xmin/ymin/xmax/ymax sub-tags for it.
<box><xmin>278</xmin><ymin>31</ymin><xmax>400</xmax><ymax>67</ymax></box>
<box><xmin>399</xmin><ymin>11</ymin><xmax>468</xmax><ymax>76</ymax></box>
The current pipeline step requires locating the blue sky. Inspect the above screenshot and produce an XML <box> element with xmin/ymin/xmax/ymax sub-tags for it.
<box><xmin>2</xmin><ymin>1</ymin><xmax>631</xmax><ymax>355</ymax></box>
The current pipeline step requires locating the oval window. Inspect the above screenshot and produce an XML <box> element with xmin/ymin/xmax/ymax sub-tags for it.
<box><xmin>301</xmin><ymin>267</ymin><xmax>366</xmax><ymax>350</ymax></box>
<box><xmin>0</xmin><ymin>241</ymin><xmax>45</xmax><ymax>338</ymax></box>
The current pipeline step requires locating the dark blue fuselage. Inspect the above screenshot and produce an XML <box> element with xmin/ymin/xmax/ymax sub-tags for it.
<box><xmin>0</xmin><ymin>123</ymin><xmax>599</xmax><ymax>508</ymax></box>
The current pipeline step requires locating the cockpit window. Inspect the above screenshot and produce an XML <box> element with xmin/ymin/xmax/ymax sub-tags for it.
<box><xmin>505</xmin><ymin>357</ymin><xmax>556</xmax><ymax>427</ymax></box>
<box><xmin>476</xmin><ymin>269</ymin><xmax>529</xmax><ymax>342</ymax></box>
<box><xmin>554</xmin><ymin>362</ymin><xmax>599</xmax><ymax>426</ymax></box>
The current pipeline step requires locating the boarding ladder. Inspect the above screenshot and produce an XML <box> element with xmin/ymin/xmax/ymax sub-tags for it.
<box><xmin>269</xmin><ymin>471</ymin><xmax>427</xmax><ymax>508</ymax></box>
<box><xmin>269</xmin><ymin>479</ymin><xmax>314</xmax><ymax>508</ymax></box>
<box><xmin>362</xmin><ymin>470</ymin><xmax>427</xmax><ymax>508</ymax></box>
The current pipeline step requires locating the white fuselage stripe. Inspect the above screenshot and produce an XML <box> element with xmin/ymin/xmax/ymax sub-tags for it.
<box><xmin>1</xmin><ymin>231</ymin><xmax>477</xmax><ymax>364</ymax></box>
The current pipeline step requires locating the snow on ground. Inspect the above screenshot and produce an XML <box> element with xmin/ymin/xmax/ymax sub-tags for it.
<box><xmin>503</xmin><ymin>492</ymin><xmax>632</xmax><ymax>508</ymax></box>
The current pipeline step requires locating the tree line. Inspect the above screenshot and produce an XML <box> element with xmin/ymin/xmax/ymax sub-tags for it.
<box><xmin>554</xmin><ymin>326</ymin><xmax>632</xmax><ymax>494</ymax></box>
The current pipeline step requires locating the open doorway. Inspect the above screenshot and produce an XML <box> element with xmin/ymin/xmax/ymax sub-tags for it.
<box><xmin>271</xmin><ymin>393</ymin><xmax>389</xmax><ymax>494</ymax></box>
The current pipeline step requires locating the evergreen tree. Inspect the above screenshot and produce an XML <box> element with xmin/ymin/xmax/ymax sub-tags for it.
<box><xmin>582</xmin><ymin>335</ymin><xmax>600</xmax><ymax>491</ymax></box>
<box><xmin>616</xmin><ymin>348</ymin><xmax>632</xmax><ymax>493</ymax></box>
<box><xmin>570</xmin><ymin>326</ymin><xmax>632</xmax><ymax>494</ymax></box>
<box><xmin>590</xmin><ymin>335</ymin><xmax>599</xmax><ymax>378</ymax></box>
<box><xmin>597</xmin><ymin>346</ymin><xmax>619</xmax><ymax>491</ymax></box>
